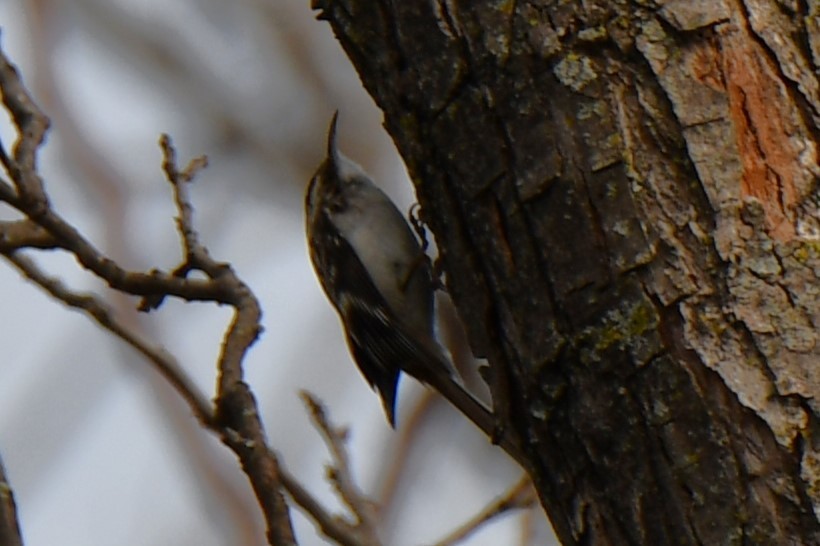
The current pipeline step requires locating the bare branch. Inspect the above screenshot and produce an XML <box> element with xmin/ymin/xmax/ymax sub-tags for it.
<box><xmin>432</xmin><ymin>475</ymin><xmax>535</xmax><ymax>546</ymax></box>
<box><xmin>2</xmin><ymin>251</ymin><xmax>216</xmax><ymax>427</ymax></box>
<box><xmin>0</xmin><ymin>50</ymin><xmax>232</xmax><ymax>304</ymax></box>
<box><xmin>0</xmin><ymin>43</ymin><xmax>298</xmax><ymax>545</ymax></box>
<box><xmin>376</xmin><ymin>388</ymin><xmax>438</xmax><ymax>511</ymax></box>
<box><xmin>160</xmin><ymin>133</ymin><xmax>210</xmax><ymax>268</ymax></box>
<box><xmin>0</xmin><ymin>219</ymin><xmax>57</xmax><ymax>250</ymax></box>
<box><xmin>0</xmin><ymin>39</ymin><xmax>49</xmax><ymax>204</ymax></box>
<box><xmin>154</xmin><ymin>136</ymin><xmax>293</xmax><ymax>545</ymax></box>
<box><xmin>302</xmin><ymin>393</ymin><xmax>381</xmax><ymax>537</ymax></box>
<box><xmin>279</xmin><ymin>466</ymin><xmax>376</xmax><ymax>546</ymax></box>
<box><xmin>0</xmin><ymin>456</ymin><xmax>23</xmax><ymax>546</ymax></box>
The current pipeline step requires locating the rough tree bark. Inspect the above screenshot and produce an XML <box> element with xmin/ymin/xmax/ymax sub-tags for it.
<box><xmin>314</xmin><ymin>1</ymin><xmax>820</xmax><ymax>545</ymax></box>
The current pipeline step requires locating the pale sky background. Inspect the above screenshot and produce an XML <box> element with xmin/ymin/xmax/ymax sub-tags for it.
<box><xmin>0</xmin><ymin>1</ymin><xmax>555</xmax><ymax>544</ymax></box>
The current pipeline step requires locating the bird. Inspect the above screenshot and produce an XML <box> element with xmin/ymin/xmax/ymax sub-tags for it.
<box><xmin>306</xmin><ymin>112</ymin><xmax>462</xmax><ymax>425</ymax></box>
<box><xmin>304</xmin><ymin>113</ymin><xmax>527</xmax><ymax>467</ymax></box>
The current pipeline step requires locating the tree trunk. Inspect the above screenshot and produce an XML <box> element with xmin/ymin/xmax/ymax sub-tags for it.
<box><xmin>314</xmin><ymin>1</ymin><xmax>820</xmax><ymax>544</ymax></box>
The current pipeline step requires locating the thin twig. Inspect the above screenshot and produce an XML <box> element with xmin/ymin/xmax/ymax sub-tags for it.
<box><xmin>376</xmin><ymin>387</ymin><xmax>438</xmax><ymax>512</ymax></box>
<box><xmin>0</xmin><ymin>38</ymin><xmax>49</xmax><ymax>204</ymax></box>
<box><xmin>432</xmin><ymin>474</ymin><xmax>535</xmax><ymax>546</ymax></box>
<box><xmin>160</xmin><ymin>133</ymin><xmax>210</xmax><ymax>265</ymax></box>
<box><xmin>3</xmin><ymin>251</ymin><xmax>216</xmax><ymax>427</ymax></box>
<box><xmin>0</xmin><ymin>455</ymin><xmax>23</xmax><ymax>546</ymax></box>
<box><xmin>301</xmin><ymin>392</ymin><xmax>382</xmax><ymax>545</ymax></box>
<box><xmin>518</xmin><ymin>502</ymin><xmax>538</xmax><ymax>546</ymax></box>
<box><xmin>279</xmin><ymin>465</ymin><xmax>378</xmax><ymax>546</ymax></box>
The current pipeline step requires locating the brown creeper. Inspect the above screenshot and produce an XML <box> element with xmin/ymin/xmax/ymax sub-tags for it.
<box><xmin>305</xmin><ymin>114</ymin><xmax>526</xmax><ymax>466</ymax></box>
<box><xmin>305</xmin><ymin>113</ymin><xmax>462</xmax><ymax>426</ymax></box>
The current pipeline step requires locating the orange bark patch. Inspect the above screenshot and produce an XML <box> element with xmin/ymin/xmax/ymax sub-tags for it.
<box><xmin>691</xmin><ymin>39</ymin><xmax>725</xmax><ymax>93</ymax></box>
<box><xmin>720</xmin><ymin>29</ymin><xmax>798</xmax><ymax>239</ymax></box>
